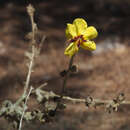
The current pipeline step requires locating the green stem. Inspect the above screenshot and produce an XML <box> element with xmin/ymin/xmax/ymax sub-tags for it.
<box><xmin>54</xmin><ymin>55</ymin><xmax>75</xmax><ymax>113</ymax></box>
<box><xmin>60</xmin><ymin>55</ymin><xmax>75</xmax><ymax>98</ymax></box>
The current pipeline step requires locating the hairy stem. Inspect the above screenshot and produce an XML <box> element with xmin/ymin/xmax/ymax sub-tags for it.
<box><xmin>23</xmin><ymin>46</ymin><xmax>35</xmax><ymax>96</ymax></box>
<box><xmin>18</xmin><ymin>87</ymin><xmax>33</xmax><ymax>130</ymax></box>
<box><xmin>54</xmin><ymin>55</ymin><xmax>75</xmax><ymax>113</ymax></box>
<box><xmin>15</xmin><ymin>5</ymin><xmax>36</xmax><ymax>106</ymax></box>
<box><xmin>60</xmin><ymin>55</ymin><xmax>75</xmax><ymax>98</ymax></box>
<box><xmin>15</xmin><ymin>46</ymin><xmax>35</xmax><ymax>106</ymax></box>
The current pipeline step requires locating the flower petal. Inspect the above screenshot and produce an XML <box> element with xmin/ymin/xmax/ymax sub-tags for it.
<box><xmin>73</xmin><ymin>18</ymin><xmax>87</xmax><ymax>35</ymax></box>
<box><xmin>81</xmin><ymin>41</ymin><xmax>96</xmax><ymax>51</ymax></box>
<box><xmin>65</xmin><ymin>23</ymin><xmax>77</xmax><ymax>39</ymax></box>
<box><xmin>84</xmin><ymin>26</ymin><xmax>98</xmax><ymax>40</ymax></box>
<box><xmin>64</xmin><ymin>42</ymin><xmax>79</xmax><ymax>57</ymax></box>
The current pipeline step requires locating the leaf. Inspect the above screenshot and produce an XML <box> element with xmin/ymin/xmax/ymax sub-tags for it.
<box><xmin>25</xmin><ymin>51</ymin><xmax>33</xmax><ymax>59</ymax></box>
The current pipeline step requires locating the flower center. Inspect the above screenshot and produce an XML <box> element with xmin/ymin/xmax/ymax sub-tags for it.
<box><xmin>69</xmin><ymin>35</ymin><xmax>86</xmax><ymax>47</ymax></box>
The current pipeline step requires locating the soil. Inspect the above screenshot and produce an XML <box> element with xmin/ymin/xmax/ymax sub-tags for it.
<box><xmin>0</xmin><ymin>1</ymin><xmax>130</xmax><ymax>130</ymax></box>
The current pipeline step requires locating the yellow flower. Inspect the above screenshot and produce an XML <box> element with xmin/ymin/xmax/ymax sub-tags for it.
<box><xmin>64</xmin><ymin>18</ymin><xmax>98</xmax><ymax>57</ymax></box>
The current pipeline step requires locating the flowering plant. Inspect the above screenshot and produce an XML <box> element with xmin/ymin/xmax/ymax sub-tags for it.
<box><xmin>64</xmin><ymin>18</ymin><xmax>98</xmax><ymax>57</ymax></box>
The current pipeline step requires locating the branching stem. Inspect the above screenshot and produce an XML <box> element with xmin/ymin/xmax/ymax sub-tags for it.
<box><xmin>18</xmin><ymin>87</ymin><xmax>33</xmax><ymax>130</ymax></box>
<box><xmin>15</xmin><ymin>5</ymin><xmax>36</xmax><ymax>106</ymax></box>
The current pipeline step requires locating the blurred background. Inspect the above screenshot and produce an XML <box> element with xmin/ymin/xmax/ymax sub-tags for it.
<box><xmin>0</xmin><ymin>0</ymin><xmax>130</xmax><ymax>130</ymax></box>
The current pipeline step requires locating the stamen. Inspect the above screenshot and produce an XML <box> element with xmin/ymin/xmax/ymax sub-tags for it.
<box><xmin>82</xmin><ymin>39</ymin><xmax>86</xmax><ymax>42</ymax></box>
<box><xmin>69</xmin><ymin>35</ymin><xmax>86</xmax><ymax>46</ymax></box>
